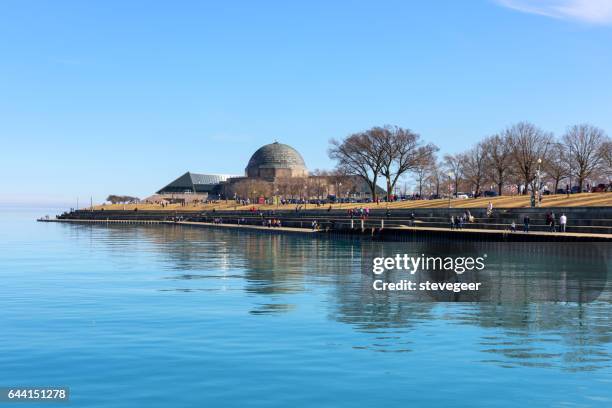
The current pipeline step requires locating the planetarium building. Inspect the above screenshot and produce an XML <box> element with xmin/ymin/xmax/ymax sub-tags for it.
<box><xmin>157</xmin><ymin>142</ymin><xmax>309</xmax><ymax>196</ymax></box>
<box><xmin>245</xmin><ymin>142</ymin><xmax>308</xmax><ymax>180</ymax></box>
<box><xmin>154</xmin><ymin>141</ymin><xmax>380</xmax><ymax>201</ymax></box>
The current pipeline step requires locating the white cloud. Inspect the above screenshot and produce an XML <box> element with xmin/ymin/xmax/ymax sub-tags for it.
<box><xmin>496</xmin><ymin>0</ymin><xmax>612</xmax><ymax>24</ymax></box>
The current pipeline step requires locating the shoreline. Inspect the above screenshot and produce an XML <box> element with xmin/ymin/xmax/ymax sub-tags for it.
<box><xmin>38</xmin><ymin>217</ymin><xmax>612</xmax><ymax>242</ymax></box>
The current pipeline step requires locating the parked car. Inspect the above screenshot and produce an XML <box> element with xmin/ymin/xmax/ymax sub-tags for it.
<box><xmin>592</xmin><ymin>183</ymin><xmax>609</xmax><ymax>192</ymax></box>
<box><xmin>571</xmin><ymin>186</ymin><xmax>587</xmax><ymax>194</ymax></box>
<box><xmin>455</xmin><ymin>192</ymin><xmax>469</xmax><ymax>199</ymax></box>
<box><xmin>483</xmin><ymin>190</ymin><xmax>498</xmax><ymax>197</ymax></box>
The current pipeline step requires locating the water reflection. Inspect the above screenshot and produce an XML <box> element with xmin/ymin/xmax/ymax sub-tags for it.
<box><xmin>460</xmin><ymin>302</ymin><xmax>612</xmax><ymax>370</ymax></box>
<box><xmin>61</xmin><ymin>223</ymin><xmax>612</xmax><ymax>370</ymax></box>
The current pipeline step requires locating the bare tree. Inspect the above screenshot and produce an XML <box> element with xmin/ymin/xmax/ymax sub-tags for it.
<box><xmin>482</xmin><ymin>134</ymin><xmax>513</xmax><ymax>195</ymax></box>
<box><xmin>425</xmin><ymin>162</ymin><xmax>444</xmax><ymax>197</ymax></box>
<box><xmin>563</xmin><ymin>124</ymin><xmax>608</xmax><ymax>192</ymax></box>
<box><xmin>443</xmin><ymin>154</ymin><xmax>463</xmax><ymax>197</ymax></box>
<box><xmin>505</xmin><ymin>122</ymin><xmax>553</xmax><ymax>194</ymax></box>
<box><xmin>230</xmin><ymin>179</ymin><xmax>273</xmax><ymax>202</ymax></box>
<box><xmin>106</xmin><ymin>195</ymin><xmax>140</xmax><ymax>204</ymax></box>
<box><xmin>291</xmin><ymin>177</ymin><xmax>309</xmax><ymax>199</ymax></box>
<box><xmin>413</xmin><ymin>165</ymin><xmax>428</xmax><ymax>198</ymax></box>
<box><xmin>377</xmin><ymin>125</ymin><xmax>438</xmax><ymax>199</ymax></box>
<box><xmin>228</xmin><ymin>180</ymin><xmax>247</xmax><ymax>201</ymax></box>
<box><xmin>329</xmin><ymin>130</ymin><xmax>386</xmax><ymax>200</ymax></box>
<box><xmin>461</xmin><ymin>143</ymin><xmax>487</xmax><ymax>196</ymax></box>
<box><xmin>543</xmin><ymin>143</ymin><xmax>569</xmax><ymax>193</ymax></box>
<box><xmin>327</xmin><ymin>169</ymin><xmax>358</xmax><ymax>198</ymax></box>
<box><xmin>602</xmin><ymin>140</ymin><xmax>612</xmax><ymax>181</ymax></box>
<box><xmin>308</xmin><ymin>169</ymin><xmax>330</xmax><ymax>199</ymax></box>
<box><xmin>274</xmin><ymin>177</ymin><xmax>292</xmax><ymax>199</ymax></box>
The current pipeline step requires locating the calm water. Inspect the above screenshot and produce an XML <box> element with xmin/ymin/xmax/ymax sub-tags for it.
<box><xmin>1</xmin><ymin>209</ymin><xmax>611</xmax><ymax>407</ymax></box>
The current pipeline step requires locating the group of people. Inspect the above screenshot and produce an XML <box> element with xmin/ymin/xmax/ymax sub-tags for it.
<box><xmin>311</xmin><ymin>219</ymin><xmax>332</xmax><ymax>231</ymax></box>
<box><xmin>449</xmin><ymin>214</ymin><xmax>467</xmax><ymax>230</ymax></box>
<box><xmin>348</xmin><ymin>207</ymin><xmax>370</xmax><ymax>219</ymax></box>
<box><xmin>449</xmin><ymin>210</ymin><xmax>475</xmax><ymax>230</ymax></box>
<box><xmin>544</xmin><ymin>212</ymin><xmax>568</xmax><ymax>232</ymax></box>
<box><xmin>507</xmin><ymin>216</ymin><xmax>529</xmax><ymax>232</ymax></box>
<box><xmin>264</xmin><ymin>218</ymin><xmax>283</xmax><ymax>228</ymax></box>
<box><xmin>449</xmin><ymin>209</ymin><xmax>569</xmax><ymax>233</ymax></box>
<box><xmin>507</xmin><ymin>213</ymin><xmax>568</xmax><ymax>233</ymax></box>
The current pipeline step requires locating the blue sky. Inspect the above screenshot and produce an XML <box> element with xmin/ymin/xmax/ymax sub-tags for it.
<box><xmin>1</xmin><ymin>0</ymin><xmax>611</xmax><ymax>206</ymax></box>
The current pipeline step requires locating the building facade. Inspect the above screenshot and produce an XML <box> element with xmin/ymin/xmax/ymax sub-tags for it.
<box><xmin>153</xmin><ymin>142</ymin><xmax>382</xmax><ymax>202</ymax></box>
<box><xmin>245</xmin><ymin>142</ymin><xmax>308</xmax><ymax>180</ymax></box>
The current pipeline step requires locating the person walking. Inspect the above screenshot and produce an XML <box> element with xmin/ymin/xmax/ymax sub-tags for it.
<box><xmin>450</xmin><ymin>215</ymin><xmax>455</xmax><ymax>230</ymax></box>
<box><xmin>560</xmin><ymin>213</ymin><xmax>567</xmax><ymax>233</ymax></box>
<box><xmin>523</xmin><ymin>215</ymin><xmax>530</xmax><ymax>233</ymax></box>
<box><xmin>549</xmin><ymin>212</ymin><xmax>556</xmax><ymax>232</ymax></box>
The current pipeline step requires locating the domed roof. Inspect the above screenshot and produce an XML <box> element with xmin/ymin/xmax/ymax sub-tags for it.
<box><xmin>246</xmin><ymin>142</ymin><xmax>307</xmax><ymax>177</ymax></box>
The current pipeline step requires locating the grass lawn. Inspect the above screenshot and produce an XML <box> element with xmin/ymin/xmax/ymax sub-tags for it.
<box><xmin>93</xmin><ymin>192</ymin><xmax>612</xmax><ymax>212</ymax></box>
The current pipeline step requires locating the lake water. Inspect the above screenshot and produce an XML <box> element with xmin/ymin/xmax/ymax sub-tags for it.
<box><xmin>1</xmin><ymin>209</ymin><xmax>611</xmax><ymax>407</ymax></box>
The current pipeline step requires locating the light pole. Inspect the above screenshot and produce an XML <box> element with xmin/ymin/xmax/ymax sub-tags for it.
<box><xmin>536</xmin><ymin>158</ymin><xmax>542</xmax><ymax>207</ymax></box>
<box><xmin>447</xmin><ymin>172</ymin><xmax>453</xmax><ymax>208</ymax></box>
<box><xmin>568</xmin><ymin>144</ymin><xmax>573</xmax><ymax>193</ymax></box>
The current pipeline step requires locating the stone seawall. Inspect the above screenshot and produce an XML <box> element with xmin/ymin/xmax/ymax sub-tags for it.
<box><xmin>40</xmin><ymin>213</ymin><xmax>612</xmax><ymax>242</ymax></box>
<box><xmin>54</xmin><ymin>206</ymin><xmax>612</xmax><ymax>234</ymax></box>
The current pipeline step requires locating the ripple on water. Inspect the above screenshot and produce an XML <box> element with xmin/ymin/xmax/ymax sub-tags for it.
<box><xmin>0</xmin><ymin>214</ymin><xmax>610</xmax><ymax>407</ymax></box>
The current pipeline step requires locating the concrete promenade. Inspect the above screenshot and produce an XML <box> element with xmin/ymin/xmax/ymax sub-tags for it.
<box><xmin>38</xmin><ymin>217</ymin><xmax>612</xmax><ymax>242</ymax></box>
<box><xmin>37</xmin><ymin>218</ymin><xmax>317</xmax><ymax>235</ymax></box>
<box><xmin>49</xmin><ymin>205</ymin><xmax>612</xmax><ymax>234</ymax></box>
<box><xmin>383</xmin><ymin>225</ymin><xmax>612</xmax><ymax>242</ymax></box>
